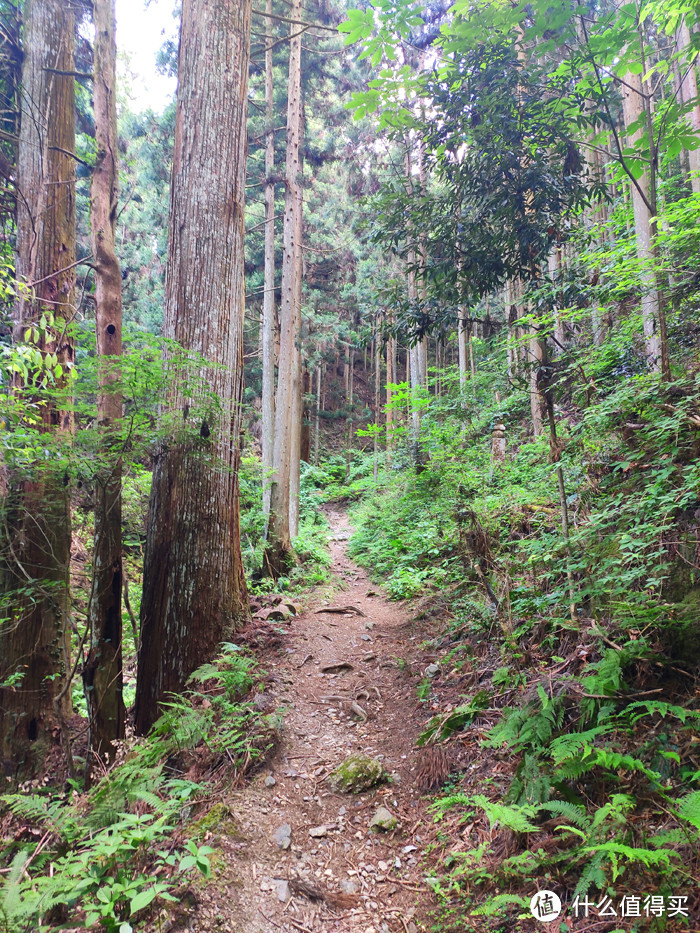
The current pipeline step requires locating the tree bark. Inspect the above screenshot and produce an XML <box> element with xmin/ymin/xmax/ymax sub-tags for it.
<box><xmin>385</xmin><ymin>329</ymin><xmax>395</xmax><ymax>466</ymax></box>
<box><xmin>135</xmin><ymin>0</ymin><xmax>251</xmax><ymax>735</ymax></box>
<box><xmin>83</xmin><ymin>0</ymin><xmax>125</xmax><ymax>772</ymax></box>
<box><xmin>313</xmin><ymin>364</ymin><xmax>321</xmax><ymax>466</ymax></box>
<box><xmin>621</xmin><ymin>47</ymin><xmax>669</xmax><ymax>377</ymax></box>
<box><xmin>261</xmin><ymin>0</ymin><xmax>276</xmax><ymax>521</ymax></box>
<box><xmin>0</xmin><ymin>0</ymin><xmax>76</xmax><ymax>769</ymax></box>
<box><xmin>373</xmin><ymin>323</ymin><xmax>380</xmax><ymax>482</ymax></box>
<box><xmin>266</xmin><ymin>0</ymin><xmax>303</xmax><ymax>574</ymax></box>
<box><xmin>676</xmin><ymin>20</ymin><xmax>700</xmax><ymax>194</ymax></box>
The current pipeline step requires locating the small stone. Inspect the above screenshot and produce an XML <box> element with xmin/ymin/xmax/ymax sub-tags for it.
<box><xmin>425</xmin><ymin>663</ymin><xmax>440</xmax><ymax>678</ymax></box>
<box><xmin>272</xmin><ymin>823</ymin><xmax>292</xmax><ymax>849</ymax></box>
<box><xmin>407</xmin><ymin>923</ymin><xmax>419</xmax><ymax>933</ymax></box>
<box><xmin>361</xmin><ymin>634</ymin><xmax>372</xmax><ymax>642</ymax></box>
<box><xmin>321</xmin><ymin>660</ymin><xmax>354</xmax><ymax>674</ymax></box>
<box><xmin>402</xmin><ymin>845</ymin><xmax>417</xmax><ymax>854</ymax></box>
<box><xmin>340</xmin><ymin>878</ymin><xmax>359</xmax><ymax>895</ymax></box>
<box><xmin>377</xmin><ymin>860</ymin><xmax>388</xmax><ymax>872</ymax></box>
<box><xmin>309</xmin><ymin>825</ymin><xmax>328</xmax><ymax>838</ymax></box>
<box><xmin>264</xmin><ymin>775</ymin><xmax>277</xmax><ymax>788</ymax></box>
<box><xmin>274</xmin><ymin>879</ymin><xmax>290</xmax><ymax>902</ymax></box>
<box><xmin>389</xmin><ymin>772</ymin><xmax>401</xmax><ymax>784</ymax></box>
<box><xmin>369</xmin><ymin>806</ymin><xmax>398</xmax><ymax>832</ymax></box>
<box><xmin>364</xmin><ymin>621</ymin><xmax>375</xmax><ymax>630</ymax></box>
<box><xmin>263</xmin><ymin>605</ymin><xmax>294</xmax><ymax>622</ymax></box>
<box><xmin>328</xmin><ymin>755</ymin><xmax>386</xmax><ymax>793</ymax></box>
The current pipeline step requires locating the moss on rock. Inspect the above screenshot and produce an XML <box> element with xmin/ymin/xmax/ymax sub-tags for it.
<box><xmin>328</xmin><ymin>754</ymin><xmax>386</xmax><ymax>793</ymax></box>
<box><xmin>190</xmin><ymin>802</ymin><xmax>243</xmax><ymax>841</ymax></box>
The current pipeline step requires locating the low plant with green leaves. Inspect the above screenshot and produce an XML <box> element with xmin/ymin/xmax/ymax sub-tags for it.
<box><xmin>0</xmin><ymin>646</ymin><xmax>275</xmax><ymax>931</ymax></box>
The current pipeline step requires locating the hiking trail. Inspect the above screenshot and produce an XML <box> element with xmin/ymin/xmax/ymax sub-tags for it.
<box><xmin>188</xmin><ymin>507</ymin><xmax>436</xmax><ymax>933</ymax></box>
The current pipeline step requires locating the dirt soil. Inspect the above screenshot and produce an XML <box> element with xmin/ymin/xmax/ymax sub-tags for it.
<box><xmin>180</xmin><ymin>508</ymin><xmax>438</xmax><ymax>933</ymax></box>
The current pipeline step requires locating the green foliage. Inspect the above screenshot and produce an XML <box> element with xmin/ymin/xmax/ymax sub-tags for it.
<box><xmin>0</xmin><ymin>647</ymin><xmax>273</xmax><ymax>931</ymax></box>
<box><xmin>346</xmin><ymin>330</ymin><xmax>700</xmax><ymax>924</ymax></box>
<box><xmin>418</xmin><ymin>692</ymin><xmax>491</xmax><ymax>746</ymax></box>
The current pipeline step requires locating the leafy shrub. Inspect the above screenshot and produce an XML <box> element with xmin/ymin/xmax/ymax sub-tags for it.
<box><xmin>0</xmin><ymin>646</ymin><xmax>274</xmax><ymax>931</ymax></box>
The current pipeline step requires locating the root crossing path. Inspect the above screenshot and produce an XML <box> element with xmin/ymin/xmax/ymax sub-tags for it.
<box><xmin>191</xmin><ymin>509</ymin><xmax>435</xmax><ymax>933</ymax></box>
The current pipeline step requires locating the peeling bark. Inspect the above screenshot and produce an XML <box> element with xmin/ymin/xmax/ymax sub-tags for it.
<box><xmin>83</xmin><ymin>0</ymin><xmax>125</xmax><ymax>773</ymax></box>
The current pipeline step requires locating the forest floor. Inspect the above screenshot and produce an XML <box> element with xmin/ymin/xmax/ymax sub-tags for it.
<box><xmin>181</xmin><ymin>507</ymin><xmax>439</xmax><ymax>933</ymax></box>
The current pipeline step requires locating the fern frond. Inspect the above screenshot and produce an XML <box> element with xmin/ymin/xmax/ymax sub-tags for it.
<box><xmin>0</xmin><ymin>794</ymin><xmax>79</xmax><ymax>843</ymax></box>
<box><xmin>472</xmin><ymin>795</ymin><xmax>540</xmax><ymax>833</ymax></box>
<box><xmin>574</xmin><ymin>850</ymin><xmax>606</xmax><ymax>895</ymax></box>
<box><xmin>542</xmin><ymin>800</ymin><xmax>590</xmax><ymax>830</ymax></box>
<box><xmin>674</xmin><ymin>790</ymin><xmax>700</xmax><ymax>830</ymax></box>
<box><xmin>583</xmin><ymin>842</ymin><xmax>672</xmax><ymax>881</ymax></box>
<box><xmin>472</xmin><ymin>893</ymin><xmax>529</xmax><ymax>916</ymax></box>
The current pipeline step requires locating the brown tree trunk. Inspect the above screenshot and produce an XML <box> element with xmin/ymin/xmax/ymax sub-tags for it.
<box><xmin>373</xmin><ymin>324</ymin><xmax>380</xmax><ymax>483</ymax></box>
<box><xmin>300</xmin><ymin>368</ymin><xmax>311</xmax><ymax>465</ymax></box>
<box><xmin>261</xmin><ymin>0</ymin><xmax>276</xmax><ymax>521</ymax></box>
<box><xmin>135</xmin><ymin>0</ymin><xmax>251</xmax><ymax>735</ymax></box>
<box><xmin>385</xmin><ymin>329</ymin><xmax>395</xmax><ymax>466</ymax></box>
<box><xmin>314</xmin><ymin>364</ymin><xmax>321</xmax><ymax>466</ymax></box>
<box><xmin>83</xmin><ymin>0</ymin><xmax>125</xmax><ymax>771</ymax></box>
<box><xmin>0</xmin><ymin>0</ymin><xmax>76</xmax><ymax>770</ymax></box>
<box><xmin>266</xmin><ymin>0</ymin><xmax>302</xmax><ymax>575</ymax></box>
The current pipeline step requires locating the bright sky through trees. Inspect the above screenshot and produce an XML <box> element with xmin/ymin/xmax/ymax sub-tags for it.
<box><xmin>116</xmin><ymin>0</ymin><xmax>176</xmax><ymax>111</ymax></box>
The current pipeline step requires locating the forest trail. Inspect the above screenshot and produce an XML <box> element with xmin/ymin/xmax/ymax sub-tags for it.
<box><xmin>191</xmin><ymin>508</ymin><xmax>434</xmax><ymax>933</ymax></box>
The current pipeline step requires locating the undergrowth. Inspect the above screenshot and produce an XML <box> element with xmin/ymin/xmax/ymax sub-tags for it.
<box><xmin>345</xmin><ymin>345</ymin><xmax>700</xmax><ymax>929</ymax></box>
<box><xmin>0</xmin><ymin>644</ymin><xmax>276</xmax><ymax>932</ymax></box>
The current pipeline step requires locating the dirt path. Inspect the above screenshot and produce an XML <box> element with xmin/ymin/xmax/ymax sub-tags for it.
<box><xmin>190</xmin><ymin>508</ymin><xmax>434</xmax><ymax>933</ymax></box>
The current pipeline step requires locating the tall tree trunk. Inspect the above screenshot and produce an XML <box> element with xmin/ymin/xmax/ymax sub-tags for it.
<box><xmin>314</xmin><ymin>364</ymin><xmax>321</xmax><ymax>465</ymax></box>
<box><xmin>676</xmin><ymin>20</ymin><xmax>700</xmax><ymax>194</ymax></box>
<box><xmin>621</xmin><ymin>44</ymin><xmax>669</xmax><ymax>377</ymax></box>
<box><xmin>385</xmin><ymin>330</ymin><xmax>394</xmax><ymax>466</ymax></box>
<box><xmin>289</xmin><ymin>340</ymin><xmax>302</xmax><ymax>539</ymax></box>
<box><xmin>373</xmin><ymin>324</ymin><xmax>380</xmax><ymax>483</ymax></box>
<box><xmin>404</xmin><ymin>145</ymin><xmax>423</xmax><ymax>468</ymax></box>
<box><xmin>83</xmin><ymin>0</ymin><xmax>125</xmax><ymax>771</ymax></box>
<box><xmin>266</xmin><ymin>0</ymin><xmax>303</xmax><ymax>575</ymax></box>
<box><xmin>134</xmin><ymin>0</ymin><xmax>251</xmax><ymax>735</ymax></box>
<box><xmin>505</xmin><ymin>281</ymin><xmax>517</xmax><ymax>379</ymax></box>
<box><xmin>300</xmin><ymin>368</ymin><xmax>311</xmax><ymax>465</ymax></box>
<box><xmin>458</xmin><ymin>308</ymin><xmax>468</xmax><ymax>393</ymax></box>
<box><xmin>288</xmin><ymin>164</ymin><xmax>303</xmax><ymax>540</ymax></box>
<box><xmin>528</xmin><ymin>306</ymin><xmax>544</xmax><ymax>437</ymax></box>
<box><xmin>0</xmin><ymin>0</ymin><xmax>76</xmax><ymax>770</ymax></box>
<box><xmin>261</xmin><ymin>0</ymin><xmax>276</xmax><ymax>521</ymax></box>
